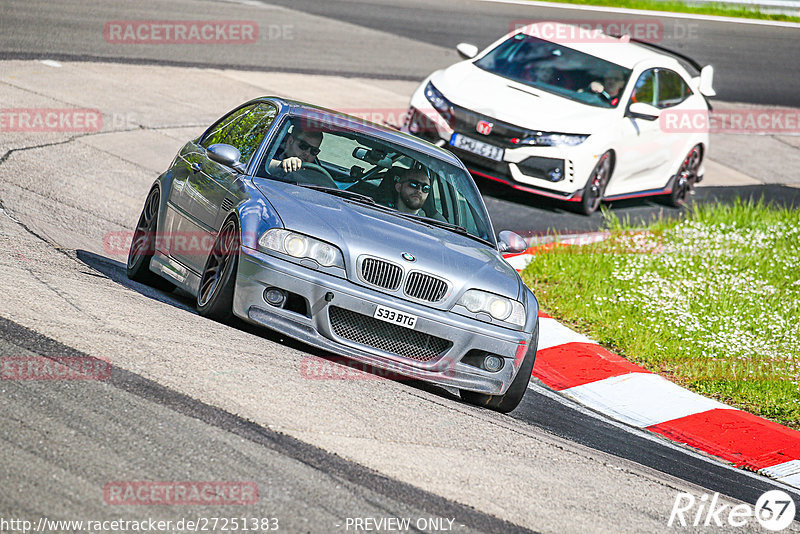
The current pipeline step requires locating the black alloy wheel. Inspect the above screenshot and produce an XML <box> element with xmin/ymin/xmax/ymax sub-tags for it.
<box><xmin>667</xmin><ymin>145</ymin><xmax>702</xmax><ymax>207</ymax></box>
<box><xmin>578</xmin><ymin>152</ymin><xmax>612</xmax><ymax>215</ymax></box>
<box><xmin>197</xmin><ymin>217</ymin><xmax>240</xmax><ymax>321</ymax></box>
<box><xmin>126</xmin><ymin>187</ymin><xmax>175</xmax><ymax>291</ymax></box>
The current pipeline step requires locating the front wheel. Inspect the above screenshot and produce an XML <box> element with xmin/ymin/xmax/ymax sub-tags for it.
<box><xmin>197</xmin><ymin>218</ymin><xmax>240</xmax><ymax>322</ymax></box>
<box><xmin>666</xmin><ymin>145</ymin><xmax>702</xmax><ymax>207</ymax></box>
<box><xmin>126</xmin><ymin>187</ymin><xmax>175</xmax><ymax>292</ymax></box>
<box><xmin>460</xmin><ymin>323</ymin><xmax>539</xmax><ymax>413</ymax></box>
<box><xmin>577</xmin><ymin>152</ymin><xmax>612</xmax><ymax>216</ymax></box>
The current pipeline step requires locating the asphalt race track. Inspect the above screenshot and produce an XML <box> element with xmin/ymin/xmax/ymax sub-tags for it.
<box><xmin>1</xmin><ymin>0</ymin><xmax>800</xmax><ymax>532</ymax></box>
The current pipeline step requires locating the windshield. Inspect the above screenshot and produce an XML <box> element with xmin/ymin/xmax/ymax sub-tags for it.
<box><xmin>257</xmin><ymin>116</ymin><xmax>494</xmax><ymax>244</ymax></box>
<box><xmin>475</xmin><ymin>33</ymin><xmax>632</xmax><ymax>109</ymax></box>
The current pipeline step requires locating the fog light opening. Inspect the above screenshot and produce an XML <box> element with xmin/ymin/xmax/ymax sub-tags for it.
<box><xmin>483</xmin><ymin>355</ymin><xmax>504</xmax><ymax>373</ymax></box>
<box><xmin>547</xmin><ymin>167</ymin><xmax>563</xmax><ymax>182</ymax></box>
<box><xmin>264</xmin><ymin>287</ymin><xmax>287</xmax><ymax>307</ymax></box>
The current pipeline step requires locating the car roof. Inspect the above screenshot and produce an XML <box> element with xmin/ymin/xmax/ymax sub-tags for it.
<box><xmin>517</xmin><ymin>22</ymin><xmax>683</xmax><ymax>71</ymax></box>
<box><xmin>255</xmin><ymin>97</ymin><xmax>466</xmax><ymax>168</ymax></box>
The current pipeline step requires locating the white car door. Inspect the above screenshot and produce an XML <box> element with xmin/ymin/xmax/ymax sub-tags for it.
<box><xmin>606</xmin><ymin>68</ymin><xmax>671</xmax><ymax>196</ymax></box>
<box><xmin>652</xmin><ymin>68</ymin><xmax>702</xmax><ymax>184</ymax></box>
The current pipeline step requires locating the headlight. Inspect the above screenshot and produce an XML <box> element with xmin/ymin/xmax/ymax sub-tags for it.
<box><xmin>512</xmin><ymin>133</ymin><xmax>589</xmax><ymax>147</ymax></box>
<box><xmin>258</xmin><ymin>229</ymin><xmax>344</xmax><ymax>269</ymax></box>
<box><xmin>424</xmin><ymin>82</ymin><xmax>453</xmax><ymax>115</ymax></box>
<box><xmin>456</xmin><ymin>289</ymin><xmax>526</xmax><ymax>327</ymax></box>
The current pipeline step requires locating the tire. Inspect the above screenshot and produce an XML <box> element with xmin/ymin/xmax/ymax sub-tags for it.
<box><xmin>460</xmin><ymin>323</ymin><xmax>539</xmax><ymax>413</ymax></box>
<box><xmin>666</xmin><ymin>145</ymin><xmax>702</xmax><ymax>207</ymax></box>
<box><xmin>577</xmin><ymin>151</ymin><xmax>612</xmax><ymax>216</ymax></box>
<box><xmin>197</xmin><ymin>217</ymin><xmax>240</xmax><ymax>322</ymax></box>
<box><xmin>126</xmin><ymin>187</ymin><xmax>175</xmax><ymax>292</ymax></box>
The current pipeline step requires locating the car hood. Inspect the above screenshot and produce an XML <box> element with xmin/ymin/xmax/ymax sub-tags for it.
<box><xmin>252</xmin><ymin>178</ymin><xmax>522</xmax><ymax>305</ymax></box>
<box><xmin>431</xmin><ymin>61</ymin><xmax>612</xmax><ymax>133</ymax></box>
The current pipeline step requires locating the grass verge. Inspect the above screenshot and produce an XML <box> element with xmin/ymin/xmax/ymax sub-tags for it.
<box><xmin>528</xmin><ymin>0</ymin><xmax>800</xmax><ymax>23</ymax></box>
<box><xmin>521</xmin><ymin>199</ymin><xmax>800</xmax><ymax>429</ymax></box>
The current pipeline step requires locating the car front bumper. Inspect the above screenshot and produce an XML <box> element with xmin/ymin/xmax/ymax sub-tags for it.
<box><xmin>233</xmin><ymin>247</ymin><xmax>535</xmax><ymax>395</ymax></box>
<box><xmin>405</xmin><ymin>96</ymin><xmax>600</xmax><ymax>200</ymax></box>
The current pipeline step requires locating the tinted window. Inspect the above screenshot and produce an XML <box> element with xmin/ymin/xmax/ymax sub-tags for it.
<box><xmin>259</xmin><ymin>117</ymin><xmax>494</xmax><ymax>243</ymax></box>
<box><xmin>632</xmin><ymin>69</ymin><xmax>656</xmax><ymax>106</ymax></box>
<box><xmin>202</xmin><ymin>103</ymin><xmax>278</xmax><ymax>165</ymax></box>
<box><xmin>474</xmin><ymin>33</ymin><xmax>632</xmax><ymax>109</ymax></box>
<box><xmin>657</xmin><ymin>69</ymin><xmax>692</xmax><ymax>108</ymax></box>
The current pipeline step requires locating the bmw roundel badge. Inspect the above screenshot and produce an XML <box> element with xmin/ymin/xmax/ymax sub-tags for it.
<box><xmin>401</xmin><ymin>252</ymin><xmax>416</xmax><ymax>262</ymax></box>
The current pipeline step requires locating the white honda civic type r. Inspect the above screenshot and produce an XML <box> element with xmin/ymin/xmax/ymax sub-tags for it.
<box><xmin>403</xmin><ymin>22</ymin><xmax>716</xmax><ymax>214</ymax></box>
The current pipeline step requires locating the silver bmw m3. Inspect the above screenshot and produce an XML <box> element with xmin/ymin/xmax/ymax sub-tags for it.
<box><xmin>127</xmin><ymin>97</ymin><xmax>539</xmax><ymax>412</ymax></box>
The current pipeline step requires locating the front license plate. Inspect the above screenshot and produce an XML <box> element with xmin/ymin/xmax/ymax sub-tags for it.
<box><xmin>373</xmin><ymin>305</ymin><xmax>418</xmax><ymax>330</ymax></box>
<box><xmin>450</xmin><ymin>133</ymin><xmax>505</xmax><ymax>162</ymax></box>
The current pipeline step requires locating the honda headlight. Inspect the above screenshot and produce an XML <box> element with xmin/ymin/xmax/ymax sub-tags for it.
<box><xmin>424</xmin><ymin>82</ymin><xmax>453</xmax><ymax>115</ymax></box>
<box><xmin>456</xmin><ymin>289</ymin><xmax>526</xmax><ymax>327</ymax></box>
<box><xmin>512</xmin><ymin>133</ymin><xmax>588</xmax><ymax>147</ymax></box>
<box><xmin>258</xmin><ymin>229</ymin><xmax>344</xmax><ymax>269</ymax></box>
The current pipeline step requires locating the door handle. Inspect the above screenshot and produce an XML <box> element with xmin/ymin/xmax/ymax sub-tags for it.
<box><xmin>191</xmin><ymin>162</ymin><xmax>202</xmax><ymax>172</ymax></box>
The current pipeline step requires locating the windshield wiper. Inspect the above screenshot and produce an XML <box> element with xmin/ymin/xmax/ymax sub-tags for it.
<box><xmin>299</xmin><ymin>184</ymin><xmax>376</xmax><ymax>204</ymax></box>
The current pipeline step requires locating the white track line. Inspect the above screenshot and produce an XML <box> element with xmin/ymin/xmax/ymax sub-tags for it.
<box><xmin>761</xmin><ymin>460</ymin><xmax>800</xmax><ymax>486</ymax></box>
<box><xmin>537</xmin><ymin>316</ymin><xmax>595</xmax><ymax>350</ymax></box>
<box><xmin>561</xmin><ymin>372</ymin><xmax>730</xmax><ymax>427</ymax></box>
<box><xmin>527</xmin><ymin>380</ymin><xmax>800</xmax><ymax>495</ymax></box>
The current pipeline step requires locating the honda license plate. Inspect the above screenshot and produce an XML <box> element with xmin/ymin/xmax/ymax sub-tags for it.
<box><xmin>450</xmin><ymin>133</ymin><xmax>504</xmax><ymax>161</ymax></box>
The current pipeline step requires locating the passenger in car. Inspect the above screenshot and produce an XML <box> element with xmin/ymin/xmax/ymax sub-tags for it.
<box><xmin>389</xmin><ymin>168</ymin><xmax>446</xmax><ymax>221</ymax></box>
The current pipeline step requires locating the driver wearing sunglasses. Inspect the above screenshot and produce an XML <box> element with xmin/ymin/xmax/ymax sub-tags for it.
<box><xmin>268</xmin><ymin>124</ymin><xmax>323</xmax><ymax>174</ymax></box>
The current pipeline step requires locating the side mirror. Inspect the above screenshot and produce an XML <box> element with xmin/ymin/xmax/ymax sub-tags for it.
<box><xmin>627</xmin><ymin>102</ymin><xmax>661</xmax><ymax>121</ymax></box>
<box><xmin>498</xmin><ymin>230</ymin><xmax>527</xmax><ymax>254</ymax></box>
<box><xmin>456</xmin><ymin>43</ymin><xmax>479</xmax><ymax>60</ymax></box>
<box><xmin>698</xmin><ymin>65</ymin><xmax>716</xmax><ymax>97</ymax></box>
<box><xmin>207</xmin><ymin>143</ymin><xmax>246</xmax><ymax>173</ymax></box>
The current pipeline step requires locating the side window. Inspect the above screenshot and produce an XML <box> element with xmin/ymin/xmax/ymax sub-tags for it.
<box><xmin>201</xmin><ymin>103</ymin><xmax>278</xmax><ymax>165</ymax></box>
<box><xmin>631</xmin><ymin>69</ymin><xmax>656</xmax><ymax>106</ymax></box>
<box><xmin>657</xmin><ymin>69</ymin><xmax>692</xmax><ymax>109</ymax></box>
<box><xmin>201</xmin><ymin>105</ymin><xmax>255</xmax><ymax>149</ymax></box>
